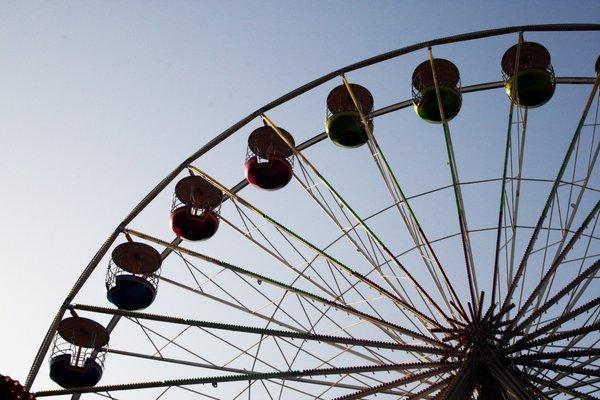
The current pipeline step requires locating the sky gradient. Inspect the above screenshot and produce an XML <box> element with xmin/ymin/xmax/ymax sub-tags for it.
<box><xmin>1</xmin><ymin>1</ymin><xmax>599</xmax><ymax>396</ymax></box>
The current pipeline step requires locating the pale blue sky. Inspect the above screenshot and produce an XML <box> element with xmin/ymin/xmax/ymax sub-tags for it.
<box><xmin>1</xmin><ymin>1</ymin><xmax>599</xmax><ymax>396</ymax></box>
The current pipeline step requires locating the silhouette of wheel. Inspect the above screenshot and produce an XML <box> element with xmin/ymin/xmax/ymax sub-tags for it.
<box><xmin>24</xmin><ymin>24</ymin><xmax>600</xmax><ymax>399</ymax></box>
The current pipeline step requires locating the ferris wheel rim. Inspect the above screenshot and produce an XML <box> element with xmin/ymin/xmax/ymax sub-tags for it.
<box><xmin>24</xmin><ymin>24</ymin><xmax>600</xmax><ymax>397</ymax></box>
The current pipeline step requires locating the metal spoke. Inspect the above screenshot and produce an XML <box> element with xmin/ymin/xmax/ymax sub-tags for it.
<box><xmin>526</xmin><ymin>373</ymin><xmax>600</xmax><ymax>400</ymax></box>
<box><xmin>329</xmin><ymin>366</ymin><xmax>455</xmax><ymax>400</ymax></box>
<box><xmin>35</xmin><ymin>363</ymin><xmax>454</xmax><ymax>397</ymax></box>
<box><xmin>504</xmin><ymin>200</ymin><xmax>600</xmax><ymax>336</ymax></box>
<box><xmin>501</xmin><ymin>73</ymin><xmax>600</xmax><ymax>317</ymax></box>
<box><xmin>508</xmin><ymin>259</ymin><xmax>600</xmax><ymax>340</ymax></box>
<box><xmin>72</xmin><ymin>304</ymin><xmax>442</xmax><ymax>353</ymax></box>
<box><xmin>187</xmin><ymin>165</ymin><xmax>448</xmax><ymax>331</ymax></box>
<box><xmin>342</xmin><ymin>75</ymin><xmax>466</xmax><ymax>321</ymax></box>
<box><xmin>124</xmin><ymin>228</ymin><xmax>448</xmax><ymax>346</ymax></box>
<box><xmin>158</xmin><ymin>274</ymin><xmax>397</xmax><ymax>366</ymax></box>
<box><xmin>290</xmin><ymin>168</ymin><xmax>440</xmax><ymax>337</ymax></box>
<box><xmin>427</xmin><ymin>46</ymin><xmax>479</xmax><ymax>312</ymax></box>
<box><xmin>261</xmin><ymin>114</ymin><xmax>456</xmax><ymax>328</ymax></box>
<box><xmin>510</xmin><ymin>320</ymin><xmax>600</xmax><ymax>353</ymax></box>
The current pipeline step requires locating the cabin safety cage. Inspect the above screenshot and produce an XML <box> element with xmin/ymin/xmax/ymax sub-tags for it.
<box><xmin>501</xmin><ymin>41</ymin><xmax>556</xmax><ymax>108</ymax></box>
<box><xmin>48</xmin><ymin>316</ymin><xmax>109</xmax><ymax>389</ymax></box>
<box><xmin>244</xmin><ymin>125</ymin><xmax>295</xmax><ymax>190</ymax></box>
<box><xmin>105</xmin><ymin>241</ymin><xmax>162</xmax><ymax>311</ymax></box>
<box><xmin>170</xmin><ymin>175</ymin><xmax>223</xmax><ymax>241</ymax></box>
<box><xmin>411</xmin><ymin>58</ymin><xmax>462</xmax><ymax>123</ymax></box>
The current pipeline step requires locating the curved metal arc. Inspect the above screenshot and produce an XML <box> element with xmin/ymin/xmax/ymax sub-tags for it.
<box><xmin>26</xmin><ymin>23</ymin><xmax>600</xmax><ymax>390</ymax></box>
<box><xmin>373</xmin><ymin>77</ymin><xmax>595</xmax><ymax>120</ymax></box>
<box><xmin>311</xmin><ymin>175</ymin><xmax>600</xmax><ymax>267</ymax></box>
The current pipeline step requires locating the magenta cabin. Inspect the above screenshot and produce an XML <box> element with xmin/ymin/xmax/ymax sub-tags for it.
<box><xmin>244</xmin><ymin>125</ymin><xmax>295</xmax><ymax>191</ymax></box>
<box><xmin>170</xmin><ymin>175</ymin><xmax>223</xmax><ymax>241</ymax></box>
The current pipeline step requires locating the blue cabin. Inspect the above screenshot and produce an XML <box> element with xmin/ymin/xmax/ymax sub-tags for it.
<box><xmin>106</xmin><ymin>241</ymin><xmax>161</xmax><ymax>310</ymax></box>
<box><xmin>49</xmin><ymin>316</ymin><xmax>109</xmax><ymax>389</ymax></box>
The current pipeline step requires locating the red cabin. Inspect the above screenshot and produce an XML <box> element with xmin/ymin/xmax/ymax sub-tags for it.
<box><xmin>170</xmin><ymin>175</ymin><xmax>223</xmax><ymax>241</ymax></box>
<box><xmin>49</xmin><ymin>316</ymin><xmax>109</xmax><ymax>389</ymax></box>
<box><xmin>106</xmin><ymin>241</ymin><xmax>162</xmax><ymax>310</ymax></box>
<box><xmin>244</xmin><ymin>125</ymin><xmax>295</xmax><ymax>191</ymax></box>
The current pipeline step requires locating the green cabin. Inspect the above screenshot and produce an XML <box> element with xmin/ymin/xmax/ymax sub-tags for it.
<box><xmin>501</xmin><ymin>42</ymin><xmax>555</xmax><ymax>108</ymax></box>
<box><xmin>412</xmin><ymin>58</ymin><xmax>462</xmax><ymax>123</ymax></box>
<box><xmin>325</xmin><ymin>83</ymin><xmax>374</xmax><ymax>148</ymax></box>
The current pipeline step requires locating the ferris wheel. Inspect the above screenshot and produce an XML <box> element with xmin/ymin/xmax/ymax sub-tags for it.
<box><xmin>12</xmin><ymin>24</ymin><xmax>600</xmax><ymax>399</ymax></box>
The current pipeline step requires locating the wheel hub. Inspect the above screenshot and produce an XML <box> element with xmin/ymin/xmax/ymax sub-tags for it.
<box><xmin>439</xmin><ymin>314</ymin><xmax>539</xmax><ymax>400</ymax></box>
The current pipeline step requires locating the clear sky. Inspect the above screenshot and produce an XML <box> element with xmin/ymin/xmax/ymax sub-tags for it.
<box><xmin>1</xmin><ymin>1</ymin><xmax>599</xmax><ymax>397</ymax></box>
